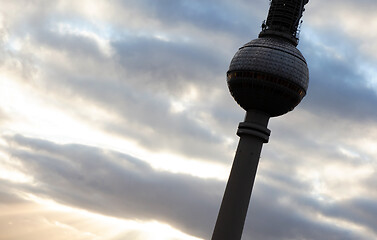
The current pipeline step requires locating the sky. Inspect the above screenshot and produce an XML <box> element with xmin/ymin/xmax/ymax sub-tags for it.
<box><xmin>1</xmin><ymin>0</ymin><xmax>377</xmax><ymax>239</ymax></box>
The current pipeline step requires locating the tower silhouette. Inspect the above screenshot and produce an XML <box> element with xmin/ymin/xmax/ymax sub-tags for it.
<box><xmin>211</xmin><ymin>1</ymin><xmax>309</xmax><ymax>239</ymax></box>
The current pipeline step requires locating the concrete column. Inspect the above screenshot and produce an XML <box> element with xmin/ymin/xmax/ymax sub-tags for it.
<box><xmin>211</xmin><ymin>111</ymin><xmax>270</xmax><ymax>240</ymax></box>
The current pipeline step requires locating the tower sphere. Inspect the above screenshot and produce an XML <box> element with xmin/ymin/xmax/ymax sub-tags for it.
<box><xmin>227</xmin><ymin>36</ymin><xmax>309</xmax><ymax>117</ymax></box>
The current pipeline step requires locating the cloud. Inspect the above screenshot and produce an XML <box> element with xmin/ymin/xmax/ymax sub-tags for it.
<box><xmin>1</xmin><ymin>0</ymin><xmax>243</xmax><ymax>163</ymax></box>
<box><xmin>5</xmin><ymin>135</ymin><xmax>224</xmax><ymax>238</ymax></box>
<box><xmin>243</xmin><ymin>182</ymin><xmax>365</xmax><ymax>240</ymax></box>
<box><xmin>116</xmin><ymin>0</ymin><xmax>266</xmax><ymax>37</ymax></box>
<box><xmin>299</xmin><ymin>31</ymin><xmax>377</xmax><ymax>123</ymax></box>
<box><xmin>0</xmin><ymin>3</ymin><xmax>236</xmax><ymax>163</ymax></box>
<box><xmin>3</xmin><ymin>133</ymin><xmax>377</xmax><ymax>240</ymax></box>
<box><xmin>1</xmin><ymin>0</ymin><xmax>377</xmax><ymax>239</ymax></box>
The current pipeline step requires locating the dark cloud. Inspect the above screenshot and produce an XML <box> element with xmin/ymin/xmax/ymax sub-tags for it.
<box><xmin>4</xmin><ymin>135</ymin><xmax>376</xmax><ymax>239</ymax></box>
<box><xmin>116</xmin><ymin>0</ymin><xmax>266</xmax><ymax>38</ymax></box>
<box><xmin>317</xmin><ymin>198</ymin><xmax>377</xmax><ymax>237</ymax></box>
<box><xmin>3</xmin><ymin>9</ymin><xmax>235</xmax><ymax>162</ymax></box>
<box><xmin>6</xmin><ymin>135</ymin><xmax>223</xmax><ymax>238</ymax></box>
<box><xmin>111</xmin><ymin>34</ymin><xmax>228</xmax><ymax>93</ymax></box>
<box><xmin>299</xmin><ymin>35</ymin><xmax>377</xmax><ymax>123</ymax></box>
<box><xmin>244</xmin><ymin>182</ymin><xmax>364</xmax><ymax>240</ymax></box>
<box><xmin>17</xmin><ymin>28</ymin><xmax>237</xmax><ymax>162</ymax></box>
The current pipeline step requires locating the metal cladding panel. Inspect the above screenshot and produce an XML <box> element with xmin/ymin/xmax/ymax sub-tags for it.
<box><xmin>259</xmin><ymin>0</ymin><xmax>309</xmax><ymax>45</ymax></box>
<box><xmin>229</xmin><ymin>37</ymin><xmax>309</xmax><ymax>90</ymax></box>
<box><xmin>265</xmin><ymin>0</ymin><xmax>304</xmax><ymax>35</ymax></box>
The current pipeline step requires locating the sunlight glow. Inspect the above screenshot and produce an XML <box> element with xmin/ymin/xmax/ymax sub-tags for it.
<box><xmin>154</xmin><ymin>33</ymin><xmax>172</xmax><ymax>42</ymax></box>
<box><xmin>148</xmin><ymin>151</ymin><xmax>228</xmax><ymax>180</ymax></box>
<box><xmin>0</xmin><ymin>163</ymin><xmax>33</xmax><ymax>184</ymax></box>
<box><xmin>0</xmin><ymin>71</ymin><xmax>227</xmax><ymax>181</ymax></box>
<box><xmin>52</xmin><ymin>22</ymin><xmax>114</xmax><ymax>57</ymax></box>
<box><xmin>359</xmin><ymin>63</ymin><xmax>377</xmax><ymax>92</ymax></box>
<box><xmin>316</xmin><ymin>213</ymin><xmax>376</xmax><ymax>240</ymax></box>
<box><xmin>306</xmin><ymin>3</ymin><xmax>377</xmax><ymax>59</ymax></box>
<box><xmin>337</xmin><ymin>146</ymin><xmax>360</xmax><ymax>159</ymax></box>
<box><xmin>19</xmin><ymin>193</ymin><xmax>203</xmax><ymax>240</ymax></box>
<box><xmin>0</xmin><ymin>74</ymin><xmax>113</xmax><ymax>146</ymax></box>
<box><xmin>299</xmin><ymin>163</ymin><xmax>374</xmax><ymax>201</ymax></box>
<box><xmin>169</xmin><ymin>86</ymin><xmax>199</xmax><ymax>114</ymax></box>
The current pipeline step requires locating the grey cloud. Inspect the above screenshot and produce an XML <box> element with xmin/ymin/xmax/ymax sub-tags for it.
<box><xmin>2</xmin><ymin>1</ymin><xmax>377</xmax><ymax>240</ymax></box>
<box><xmin>3</xmin><ymin>6</ymin><xmax>235</xmax><ymax>163</ymax></box>
<box><xmin>6</xmin><ymin>134</ymin><xmax>223</xmax><ymax>238</ymax></box>
<box><xmin>298</xmin><ymin>36</ymin><xmax>377</xmax><ymax>123</ymax></box>
<box><xmin>5</xmin><ymin>134</ymin><xmax>377</xmax><ymax>240</ymax></box>
<box><xmin>0</xmin><ymin>179</ymin><xmax>27</xmax><ymax>205</ymax></box>
<box><xmin>60</xmin><ymin>74</ymin><xmax>232</xmax><ymax>162</ymax></box>
<box><xmin>318</xmin><ymin>198</ymin><xmax>377</xmax><ymax>237</ymax></box>
<box><xmin>26</xmin><ymin>31</ymin><xmax>236</xmax><ymax>162</ymax></box>
<box><xmin>22</xmin><ymin>19</ymin><xmax>109</xmax><ymax>60</ymax></box>
<box><xmin>116</xmin><ymin>0</ymin><xmax>263</xmax><ymax>38</ymax></box>
<box><xmin>244</xmin><ymin>183</ymin><xmax>363</xmax><ymax>240</ymax></box>
<box><xmin>112</xmin><ymin>35</ymin><xmax>227</xmax><ymax>92</ymax></box>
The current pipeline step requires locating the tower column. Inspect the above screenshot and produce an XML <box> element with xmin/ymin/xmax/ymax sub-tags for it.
<box><xmin>211</xmin><ymin>1</ymin><xmax>309</xmax><ymax>238</ymax></box>
<box><xmin>211</xmin><ymin>111</ymin><xmax>270</xmax><ymax>240</ymax></box>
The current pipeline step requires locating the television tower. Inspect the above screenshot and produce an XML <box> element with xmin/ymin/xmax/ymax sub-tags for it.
<box><xmin>211</xmin><ymin>1</ymin><xmax>309</xmax><ymax>240</ymax></box>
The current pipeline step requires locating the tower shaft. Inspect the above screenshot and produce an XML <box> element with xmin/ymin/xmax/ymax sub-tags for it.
<box><xmin>211</xmin><ymin>111</ymin><xmax>270</xmax><ymax>240</ymax></box>
<box><xmin>211</xmin><ymin>0</ymin><xmax>309</xmax><ymax>239</ymax></box>
<box><xmin>260</xmin><ymin>0</ymin><xmax>309</xmax><ymax>45</ymax></box>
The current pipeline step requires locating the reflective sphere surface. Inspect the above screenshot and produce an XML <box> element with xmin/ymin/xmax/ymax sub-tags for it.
<box><xmin>227</xmin><ymin>37</ymin><xmax>309</xmax><ymax>117</ymax></box>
